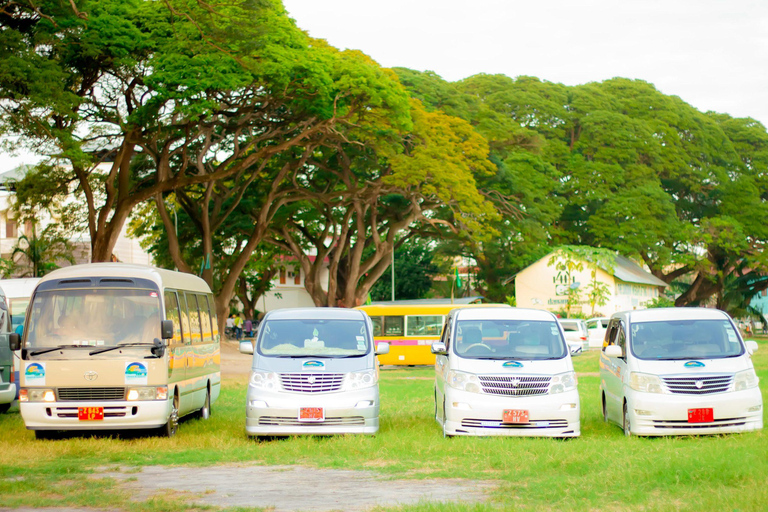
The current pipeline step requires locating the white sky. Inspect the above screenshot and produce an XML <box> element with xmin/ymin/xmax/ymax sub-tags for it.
<box><xmin>2</xmin><ymin>0</ymin><xmax>767</xmax><ymax>173</ymax></box>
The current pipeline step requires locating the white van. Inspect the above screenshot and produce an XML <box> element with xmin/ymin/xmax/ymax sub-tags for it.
<box><xmin>431</xmin><ymin>307</ymin><xmax>580</xmax><ymax>437</ymax></box>
<box><xmin>240</xmin><ymin>308</ymin><xmax>389</xmax><ymax>437</ymax></box>
<box><xmin>600</xmin><ymin>307</ymin><xmax>762</xmax><ymax>436</ymax></box>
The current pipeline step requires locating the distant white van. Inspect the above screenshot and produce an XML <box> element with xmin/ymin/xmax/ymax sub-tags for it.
<box><xmin>240</xmin><ymin>308</ymin><xmax>389</xmax><ymax>437</ymax></box>
<box><xmin>431</xmin><ymin>307</ymin><xmax>580</xmax><ymax>437</ymax></box>
<box><xmin>600</xmin><ymin>307</ymin><xmax>762</xmax><ymax>436</ymax></box>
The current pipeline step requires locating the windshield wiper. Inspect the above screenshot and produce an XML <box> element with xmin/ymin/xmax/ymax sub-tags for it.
<box><xmin>90</xmin><ymin>339</ymin><xmax>165</xmax><ymax>357</ymax></box>
<box><xmin>29</xmin><ymin>345</ymin><xmax>92</xmax><ymax>356</ymax></box>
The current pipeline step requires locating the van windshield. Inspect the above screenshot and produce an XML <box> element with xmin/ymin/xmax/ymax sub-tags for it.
<box><xmin>455</xmin><ymin>320</ymin><xmax>566</xmax><ymax>360</ymax></box>
<box><xmin>257</xmin><ymin>319</ymin><xmax>369</xmax><ymax>357</ymax></box>
<box><xmin>26</xmin><ymin>289</ymin><xmax>161</xmax><ymax>349</ymax></box>
<box><xmin>630</xmin><ymin>319</ymin><xmax>744</xmax><ymax>360</ymax></box>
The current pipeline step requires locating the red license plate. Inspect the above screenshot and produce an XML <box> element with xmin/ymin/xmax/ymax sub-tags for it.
<box><xmin>299</xmin><ymin>407</ymin><xmax>324</xmax><ymax>422</ymax></box>
<box><xmin>502</xmin><ymin>409</ymin><xmax>529</xmax><ymax>424</ymax></box>
<box><xmin>78</xmin><ymin>407</ymin><xmax>104</xmax><ymax>421</ymax></box>
<box><xmin>687</xmin><ymin>408</ymin><xmax>713</xmax><ymax>423</ymax></box>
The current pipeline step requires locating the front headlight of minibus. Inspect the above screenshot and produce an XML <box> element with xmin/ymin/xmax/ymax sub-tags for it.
<box><xmin>344</xmin><ymin>370</ymin><xmax>378</xmax><ymax>390</ymax></box>
<box><xmin>446</xmin><ymin>370</ymin><xmax>481</xmax><ymax>393</ymax></box>
<box><xmin>20</xmin><ymin>389</ymin><xmax>55</xmax><ymax>402</ymax></box>
<box><xmin>629</xmin><ymin>372</ymin><xmax>664</xmax><ymax>393</ymax></box>
<box><xmin>733</xmin><ymin>369</ymin><xmax>759</xmax><ymax>391</ymax></box>
<box><xmin>249</xmin><ymin>371</ymin><xmax>280</xmax><ymax>390</ymax></box>
<box><xmin>127</xmin><ymin>386</ymin><xmax>168</xmax><ymax>401</ymax></box>
<box><xmin>549</xmin><ymin>372</ymin><xmax>577</xmax><ymax>394</ymax></box>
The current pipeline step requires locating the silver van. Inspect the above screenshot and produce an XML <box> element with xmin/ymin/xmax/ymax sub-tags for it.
<box><xmin>240</xmin><ymin>308</ymin><xmax>389</xmax><ymax>436</ymax></box>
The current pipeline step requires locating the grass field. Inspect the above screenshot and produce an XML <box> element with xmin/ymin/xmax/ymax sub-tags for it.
<box><xmin>0</xmin><ymin>344</ymin><xmax>766</xmax><ymax>512</ymax></box>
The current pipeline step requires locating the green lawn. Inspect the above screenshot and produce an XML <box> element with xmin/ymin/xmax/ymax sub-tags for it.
<box><xmin>0</xmin><ymin>345</ymin><xmax>766</xmax><ymax>512</ymax></box>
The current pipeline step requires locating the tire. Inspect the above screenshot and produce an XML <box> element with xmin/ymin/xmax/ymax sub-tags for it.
<box><xmin>602</xmin><ymin>393</ymin><xmax>608</xmax><ymax>423</ymax></box>
<box><xmin>199</xmin><ymin>388</ymin><xmax>211</xmax><ymax>420</ymax></box>
<box><xmin>0</xmin><ymin>402</ymin><xmax>10</xmax><ymax>414</ymax></box>
<box><xmin>162</xmin><ymin>395</ymin><xmax>179</xmax><ymax>437</ymax></box>
<box><xmin>623</xmin><ymin>402</ymin><xmax>631</xmax><ymax>437</ymax></box>
<box><xmin>442</xmin><ymin>399</ymin><xmax>452</xmax><ymax>438</ymax></box>
<box><xmin>434</xmin><ymin>390</ymin><xmax>438</xmax><ymax>422</ymax></box>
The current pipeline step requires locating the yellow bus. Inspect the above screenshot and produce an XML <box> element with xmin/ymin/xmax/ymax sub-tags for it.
<box><xmin>355</xmin><ymin>302</ymin><xmax>510</xmax><ymax>365</ymax></box>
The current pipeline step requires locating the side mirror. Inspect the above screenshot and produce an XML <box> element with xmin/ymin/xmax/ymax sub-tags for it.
<box><xmin>431</xmin><ymin>342</ymin><xmax>448</xmax><ymax>355</ymax></box>
<box><xmin>375</xmin><ymin>342</ymin><xmax>390</xmax><ymax>355</ymax></box>
<box><xmin>604</xmin><ymin>345</ymin><xmax>623</xmax><ymax>358</ymax></box>
<box><xmin>239</xmin><ymin>341</ymin><xmax>254</xmax><ymax>355</ymax></box>
<box><xmin>9</xmin><ymin>332</ymin><xmax>20</xmax><ymax>351</ymax></box>
<box><xmin>161</xmin><ymin>320</ymin><xmax>174</xmax><ymax>340</ymax></box>
<box><xmin>570</xmin><ymin>344</ymin><xmax>582</xmax><ymax>356</ymax></box>
<box><xmin>745</xmin><ymin>340</ymin><xmax>759</xmax><ymax>354</ymax></box>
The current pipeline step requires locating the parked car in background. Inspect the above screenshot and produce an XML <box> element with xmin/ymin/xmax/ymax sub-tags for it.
<box><xmin>585</xmin><ymin>317</ymin><xmax>610</xmax><ymax>349</ymax></box>
<box><xmin>559</xmin><ymin>319</ymin><xmax>588</xmax><ymax>355</ymax></box>
<box><xmin>0</xmin><ymin>288</ymin><xmax>14</xmax><ymax>413</ymax></box>
<box><xmin>600</xmin><ymin>307</ymin><xmax>762</xmax><ymax>436</ymax></box>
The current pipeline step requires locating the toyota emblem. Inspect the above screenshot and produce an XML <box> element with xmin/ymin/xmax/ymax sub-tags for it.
<box><xmin>695</xmin><ymin>380</ymin><xmax>704</xmax><ymax>389</ymax></box>
<box><xmin>307</xmin><ymin>375</ymin><xmax>316</xmax><ymax>384</ymax></box>
<box><xmin>510</xmin><ymin>378</ymin><xmax>521</xmax><ymax>388</ymax></box>
<box><xmin>84</xmin><ymin>371</ymin><xmax>98</xmax><ymax>381</ymax></box>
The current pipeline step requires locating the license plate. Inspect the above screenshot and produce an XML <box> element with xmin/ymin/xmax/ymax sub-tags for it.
<box><xmin>298</xmin><ymin>407</ymin><xmax>324</xmax><ymax>422</ymax></box>
<box><xmin>687</xmin><ymin>408</ymin><xmax>713</xmax><ymax>423</ymax></box>
<box><xmin>78</xmin><ymin>407</ymin><xmax>104</xmax><ymax>421</ymax></box>
<box><xmin>502</xmin><ymin>409</ymin><xmax>529</xmax><ymax>424</ymax></box>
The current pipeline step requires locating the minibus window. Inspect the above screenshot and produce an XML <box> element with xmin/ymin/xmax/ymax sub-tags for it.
<box><xmin>186</xmin><ymin>293</ymin><xmax>202</xmax><ymax>343</ymax></box>
<box><xmin>370</xmin><ymin>317</ymin><xmax>383</xmax><ymax>336</ymax></box>
<box><xmin>209</xmin><ymin>294</ymin><xmax>219</xmax><ymax>340</ymax></box>
<box><xmin>258</xmin><ymin>319</ymin><xmax>369</xmax><ymax>357</ymax></box>
<box><xmin>164</xmin><ymin>291</ymin><xmax>183</xmax><ymax>345</ymax></box>
<box><xmin>383</xmin><ymin>316</ymin><xmax>404</xmax><ymax>336</ymax></box>
<box><xmin>178</xmin><ymin>293</ymin><xmax>191</xmax><ymax>345</ymax></box>
<box><xmin>406</xmin><ymin>315</ymin><xmax>443</xmax><ymax>336</ymax></box>
<box><xmin>630</xmin><ymin>320</ymin><xmax>744</xmax><ymax>360</ymax></box>
<box><xmin>197</xmin><ymin>294</ymin><xmax>213</xmax><ymax>343</ymax></box>
<box><xmin>455</xmin><ymin>320</ymin><xmax>566</xmax><ymax>360</ymax></box>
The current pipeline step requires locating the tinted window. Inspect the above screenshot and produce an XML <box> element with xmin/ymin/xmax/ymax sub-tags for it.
<box><xmin>257</xmin><ymin>319</ymin><xmax>369</xmax><ymax>357</ymax></box>
<box><xmin>406</xmin><ymin>315</ymin><xmax>443</xmax><ymax>336</ymax></box>
<box><xmin>455</xmin><ymin>319</ymin><xmax>566</xmax><ymax>360</ymax></box>
<box><xmin>197</xmin><ymin>294</ymin><xmax>213</xmax><ymax>343</ymax></box>
<box><xmin>630</xmin><ymin>319</ymin><xmax>744</xmax><ymax>360</ymax></box>
<box><xmin>164</xmin><ymin>291</ymin><xmax>183</xmax><ymax>345</ymax></box>
<box><xmin>383</xmin><ymin>316</ymin><xmax>404</xmax><ymax>336</ymax></box>
<box><xmin>185</xmin><ymin>293</ymin><xmax>202</xmax><ymax>343</ymax></box>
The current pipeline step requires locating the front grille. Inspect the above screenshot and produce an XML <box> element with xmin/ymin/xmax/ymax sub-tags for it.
<box><xmin>478</xmin><ymin>376</ymin><xmax>551</xmax><ymax>396</ymax></box>
<box><xmin>652</xmin><ymin>417</ymin><xmax>746</xmax><ymax>429</ymax></box>
<box><xmin>461</xmin><ymin>418</ymin><xmax>569</xmax><ymax>429</ymax></box>
<box><xmin>258</xmin><ymin>416</ymin><xmax>365</xmax><ymax>427</ymax></box>
<box><xmin>279</xmin><ymin>373</ymin><xmax>344</xmax><ymax>393</ymax></box>
<box><xmin>662</xmin><ymin>375</ymin><xmax>733</xmax><ymax>395</ymax></box>
<box><xmin>57</xmin><ymin>387</ymin><xmax>126</xmax><ymax>401</ymax></box>
<box><xmin>55</xmin><ymin>406</ymin><xmax>128</xmax><ymax>418</ymax></box>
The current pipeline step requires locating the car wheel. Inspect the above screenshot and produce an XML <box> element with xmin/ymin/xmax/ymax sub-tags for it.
<box><xmin>623</xmin><ymin>402</ymin><xmax>631</xmax><ymax>437</ymax></box>
<box><xmin>0</xmin><ymin>402</ymin><xmax>10</xmax><ymax>414</ymax></box>
<box><xmin>602</xmin><ymin>393</ymin><xmax>608</xmax><ymax>423</ymax></box>
<box><xmin>199</xmin><ymin>388</ymin><xmax>211</xmax><ymax>420</ymax></box>
<box><xmin>162</xmin><ymin>395</ymin><xmax>179</xmax><ymax>437</ymax></box>
<box><xmin>442</xmin><ymin>399</ymin><xmax>452</xmax><ymax>438</ymax></box>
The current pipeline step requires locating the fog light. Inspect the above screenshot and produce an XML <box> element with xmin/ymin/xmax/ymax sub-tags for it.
<box><xmin>249</xmin><ymin>400</ymin><xmax>267</xmax><ymax>408</ymax></box>
<box><xmin>127</xmin><ymin>389</ymin><xmax>139</xmax><ymax>401</ymax></box>
<box><xmin>355</xmin><ymin>400</ymin><xmax>375</xmax><ymax>408</ymax></box>
<box><xmin>42</xmin><ymin>390</ymin><xmax>55</xmax><ymax>402</ymax></box>
<box><xmin>451</xmin><ymin>402</ymin><xmax>471</xmax><ymax>410</ymax></box>
<box><xmin>748</xmin><ymin>405</ymin><xmax>762</xmax><ymax>412</ymax></box>
<box><xmin>635</xmin><ymin>409</ymin><xmax>653</xmax><ymax>416</ymax></box>
<box><xmin>559</xmin><ymin>403</ymin><xmax>577</xmax><ymax>410</ymax></box>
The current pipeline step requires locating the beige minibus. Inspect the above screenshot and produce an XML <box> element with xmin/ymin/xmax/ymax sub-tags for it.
<box><xmin>11</xmin><ymin>263</ymin><xmax>220</xmax><ymax>438</ymax></box>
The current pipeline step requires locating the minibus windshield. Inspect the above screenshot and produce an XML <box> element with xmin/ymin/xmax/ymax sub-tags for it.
<box><xmin>257</xmin><ymin>319</ymin><xmax>369</xmax><ymax>357</ymax></box>
<box><xmin>455</xmin><ymin>320</ymin><xmax>566</xmax><ymax>360</ymax></box>
<box><xmin>630</xmin><ymin>319</ymin><xmax>744</xmax><ymax>360</ymax></box>
<box><xmin>26</xmin><ymin>288</ymin><xmax>161</xmax><ymax>350</ymax></box>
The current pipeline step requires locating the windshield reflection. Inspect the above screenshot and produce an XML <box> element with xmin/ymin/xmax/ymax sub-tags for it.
<box><xmin>257</xmin><ymin>319</ymin><xmax>369</xmax><ymax>357</ymax></box>
<box><xmin>630</xmin><ymin>319</ymin><xmax>744</xmax><ymax>360</ymax></box>
<box><xmin>454</xmin><ymin>319</ymin><xmax>566</xmax><ymax>360</ymax></box>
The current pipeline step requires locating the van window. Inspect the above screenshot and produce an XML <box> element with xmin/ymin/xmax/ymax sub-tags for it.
<box><xmin>383</xmin><ymin>316</ymin><xmax>404</xmax><ymax>336</ymax></box>
<box><xmin>630</xmin><ymin>319</ymin><xmax>744</xmax><ymax>360</ymax></box>
<box><xmin>406</xmin><ymin>315</ymin><xmax>443</xmax><ymax>336</ymax></box>
<box><xmin>178</xmin><ymin>292</ymin><xmax>191</xmax><ymax>344</ymax></box>
<box><xmin>164</xmin><ymin>291</ymin><xmax>183</xmax><ymax>345</ymax></box>
<box><xmin>455</xmin><ymin>319</ymin><xmax>566</xmax><ymax>360</ymax></box>
<box><xmin>258</xmin><ymin>319</ymin><xmax>369</xmax><ymax>357</ymax></box>
<box><xmin>185</xmin><ymin>293</ymin><xmax>202</xmax><ymax>343</ymax></box>
<box><xmin>197</xmin><ymin>294</ymin><xmax>213</xmax><ymax>343</ymax></box>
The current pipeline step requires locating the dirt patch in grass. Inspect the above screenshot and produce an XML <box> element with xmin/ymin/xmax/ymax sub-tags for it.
<box><xmin>93</xmin><ymin>464</ymin><xmax>496</xmax><ymax>511</ymax></box>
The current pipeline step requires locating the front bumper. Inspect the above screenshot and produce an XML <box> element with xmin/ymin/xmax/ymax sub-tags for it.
<box><xmin>20</xmin><ymin>399</ymin><xmax>171</xmax><ymax>431</ymax></box>
<box><xmin>626</xmin><ymin>387</ymin><xmax>763</xmax><ymax>436</ymax></box>
<box><xmin>0</xmin><ymin>382</ymin><xmax>15</xmax><ymax>406</ymax></box>
<box><xmin>245</xmin><ymin>385</ymin><xmax>380</xmax><ymax>436</ymax></box>
<box><xmin>443</xmin><ymin>388</ymin><xmax>580</xmax><ymax>437</ymax></box>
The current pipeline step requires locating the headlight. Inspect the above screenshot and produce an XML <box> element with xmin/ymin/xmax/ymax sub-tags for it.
<box><xmin>446</xmin><ymin>370</ymin><xmax>481</xmax><ymax>393</ymax></box>
<box><xmin>629</xmin><ymin>372</ymin><xmax>664</xmax><ymax>393</ymax></box>
<box><xmin>249</xmin><ymin>371</ymin><xmax>279</xmax><ymax>390</ymax></box>
<box><xmin>127</xmin><ymin>386</ymin><xmax>168</xmax><ymax>401</ymax></box>
<box><xmin>550</xmin><ymin>372</ymin><xmax>577</xmax><ymax>394</ymax></box>
<box><xmin>345</xmin><ymin>370</ymin><xmax>378</xmax><ymax>390</ymax></box>
<box><xmin>20</xmin><ymin>389</ymin><xmax>56</xmax><ymax>402</ymax></box>
<box><xmin>734</xmin><ymin>369</ymin><xmax>759</xmax><ymax>391</ymax></box>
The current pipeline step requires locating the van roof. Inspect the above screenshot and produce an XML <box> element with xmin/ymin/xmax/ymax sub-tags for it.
<box><xmin>453</xmin><ymin>307</ymin><xmax>557</xmax><ymax>322</ymax></box>
<box><xmin>36</xmin><ymin>263</ymin><xmax>211</xmax><ymax>294</ymax></box>
<box><xmin>613</xmin><ymin>307</ymin><xmax>730</xmax><ymax>323</ymax></box>
<box><xmin>265</xmin><ymin>308</ymin><xmax>367</xmax><ymax>321</ymax></box>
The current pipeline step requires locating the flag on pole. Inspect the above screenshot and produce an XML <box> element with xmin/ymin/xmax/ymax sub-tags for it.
<box><xmin>455</xmin><ymin>267</ymin><xmax>462</xmax><ymax>288</ymax></box>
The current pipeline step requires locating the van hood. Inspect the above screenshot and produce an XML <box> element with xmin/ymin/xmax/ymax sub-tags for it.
<box><xmin>632</xmin><ymin>356</ymin><xmax>752</xmax><ymax>376</ymax></box>
<box><xmin>254</xmin><ymin>355</ymin><xmax>372</xmax><ymax>373</ymax></box>
<box><xmin>453</xmin><ymin>357</ymin><xmax>573</xmax><ymax>375</ymax></box>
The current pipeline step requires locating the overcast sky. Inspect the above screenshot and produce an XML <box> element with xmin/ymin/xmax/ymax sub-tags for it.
<box><xmin>283</xmin><ymin>0</ymin><xmax>768</xmax><ymax>121</ymax></box>
<box><xmin>2</xmin><ymin>0</ymin><xmax>766</xmax><ymax>173</ymax></box>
